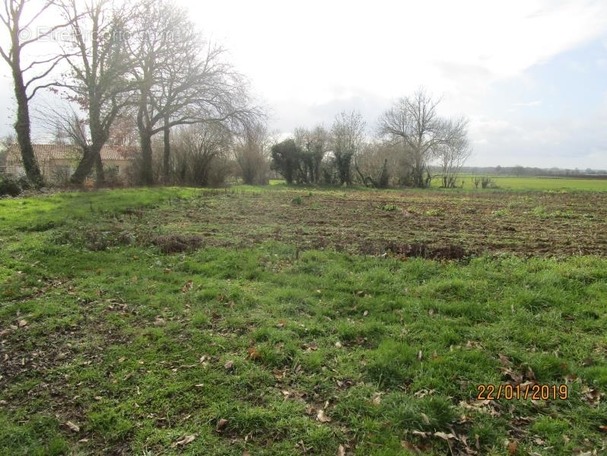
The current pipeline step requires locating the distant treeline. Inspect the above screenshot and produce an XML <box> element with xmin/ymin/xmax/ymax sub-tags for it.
<box><xmin>456</xmin><ymin>166</ymin><xmax>607</xmax><ymax>178</ymax></box>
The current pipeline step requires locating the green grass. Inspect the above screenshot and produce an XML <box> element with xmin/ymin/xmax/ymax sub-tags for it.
<box><xmin>268</xmin><ymin>176</ymin><xmax>607</xmax><ymax>191</ymax></box>
<box><xmin>1</xmin><ymin>187</ymin><xmax>606</xmax><ymax>455</ymax></box>
<box><xmin>460</xmin><ymin>175</ymin><xmax>607</xmax><ymax>191</ymax></box>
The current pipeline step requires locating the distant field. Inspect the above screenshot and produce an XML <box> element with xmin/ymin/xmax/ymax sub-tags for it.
<box><xmin>1</xmin><ymin>187</ymin><xmax>606</xmax><ymax>455</ymax></box>
<box><xmin>460</xmin><ymin>175</ymin><xmax>607</xmax><ymax>191</ymax></box>
<box><xmin>269</xmin><ymin>176</ymin><xmax>607</xmax><ymax>191</ymax></box>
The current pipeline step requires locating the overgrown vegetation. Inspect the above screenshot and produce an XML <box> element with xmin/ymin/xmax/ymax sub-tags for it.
<box><xmin>1</xmin><ymin>187</ymin><xmax>606</xmax><ymax>455</ymax></box>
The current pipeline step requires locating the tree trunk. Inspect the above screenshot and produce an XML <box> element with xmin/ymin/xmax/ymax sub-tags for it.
<box><xmin>11</xmin><ymin>57</ymin><xmax>43</xmax><ymax>187</ymax></box>
<box><xmin>70</xmin><ymin>144</ymin><xmax>105</xmax><ymax>185</ymax></box>
<box><xmin>137</xmin><ymin>94</ymin><xmax>154</xmax><ymax>185</ymax></box>
<box><xmin>162</xmin><ymin>116</ymin><xmax>170</xmax><ymax>184</ymax></box>
<box><xmin>140</xmin><ymin>129</ymin><xmax>154</xmax><ymax>185</ymax></box>
<box><xmin>95</xmin><ymin>149</ymin><xmax>105</xmax><ymax>186</ymax></box>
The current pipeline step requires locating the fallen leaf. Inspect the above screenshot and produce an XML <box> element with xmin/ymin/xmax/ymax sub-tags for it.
<box><xmin>247</xmin><ymin>347</ymin><xmax>261</xmax><ymax>360</ymax></box>
<box><xmin>599</xmin><ymin>426</ymin><xmax>607</xmax><ymax>433</ymax></box>
<box><xmin>317</xmin><ymin>409</ymin><xmax>332</xmax><ymax>423</ymax></box>
<box><xmin>181</xmin><ymin>280</ymin><xmax>193</xmax><ymax>293</ymax></box>
<box><xmin>434</xmin><ymin>431</ymin><xmax>456</xmax><ymax>441</ymax></box>
<box><xmin>17</xmin><ymin>319</ymin><xmax>28</xmax><ymax>328</ymax></box>
<box><xmin>304</xmin><ymin>342</ymin><xmax>318</xmax><ymax>352</ymax></box>
<box><xmin>420</xmin><ymin>413</ymin><xmax>430</xmax><ymax>425</ymax></box>
<box><xmin>372</xmin><ymin>393</ymin><xmax>382</xmax><ymax>405</ymax></box>
<box><xmin>498</xmin><ymin>354</ymin><xmax>512</xmax><ymax>367</ymax></box>
<box><xmin>66</xmin><ymin>421</ymin><xmax>80</xmax><ymax>433</ymax></box>
<box><xmin>337</xmin><ymin>444</ymin><xmax>346</xmax><ymax>456</ymax></box>
<box><xmin>172</xmin><ymin>435</ymin><xmax>196</xmax><ymax>447</ymax></box>
<box><xmin>507</xmin><ymin>440</ymin><xmax>519</xmax><ymax>455</ymax></box>
<box><xmin>224</xmin><ymin>361</ymin><xmax>234</xmax><ymax>370</ymax></box>
<box><xmin>216</xmin><ymin>418</ymin><xmax>228</xmax><ymax>432</ymax></box>
<box><xmin>401</xmin><ymin>440</ymin><xmax>423</xmax><ymax>454</ymax></box>
<box><xmin>466</xmin><ymin>340</ymin><xmax>482</xmax><ymax>349</ymax></box>
<box><xmin>583</xmin><ymin>387</ymin><xmax>604</xmax><ymax>406</ymax></box>
<box><xmin>414</xmin><ymin>389</ymin><xmax>436</xmax><ymax>399</ymax></box>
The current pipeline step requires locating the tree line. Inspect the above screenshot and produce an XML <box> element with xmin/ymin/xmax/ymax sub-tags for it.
<box><xmin>1</xmin><ymin>0</ymin><xmax>471</xmax><ymax>190</ymax></box>
<box><xmin>271</xmin><ymin>91</ymin><xmax>471</xmax><ymax>189</ymax></box>
<box><xmin>1</xmin><ymin>0</ymin><xmax>263</xmax><ymax>187</ymax></box>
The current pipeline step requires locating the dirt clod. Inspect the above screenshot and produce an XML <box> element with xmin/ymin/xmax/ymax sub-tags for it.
<box><xmin>151</xmin><ymin>234</ymin><xmax>203</xmax><ymax>254</ymax></box>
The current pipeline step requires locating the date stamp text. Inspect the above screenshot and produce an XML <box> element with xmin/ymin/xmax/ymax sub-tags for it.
<box><xmin>477</xmin><ymin>383</ymin><xmax>569</xmax><ymax>401</ymax></box>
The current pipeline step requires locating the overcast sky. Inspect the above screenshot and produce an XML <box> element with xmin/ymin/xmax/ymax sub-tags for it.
<box><xmin>2</xmin><ymin>0</ymin><xmax>607</xmax><ymax>169</ymax></box>
<box><xmin>180</xmin><ymin>0</ymin><xmax>607</xmax><ymax>169</ymax></box>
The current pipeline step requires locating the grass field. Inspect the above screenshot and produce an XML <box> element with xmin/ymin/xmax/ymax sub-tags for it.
<box><xmin>1</xmin><ymin>187</ymin><xmax>606</xmax><ymax>455</ymax></box>
<box><xmin>459</xmin><ymin>175</ymin><xmax>607</xmax><ymax>192</ymax></box>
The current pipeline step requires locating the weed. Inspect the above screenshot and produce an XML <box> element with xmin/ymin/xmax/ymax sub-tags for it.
<box><xmin>491</xmin><ymin>208</ymin><xmax>510</xmax><ymax>217</ymax></box>
<box><xmin>381</xmin><ymin>203</ymin><xmax>398</xmax><ymax>211</ymax></box>
<box><xmin>424</xmin><ymin>208</ymin><xmax>444</xmax><ymax>216</ymax></box>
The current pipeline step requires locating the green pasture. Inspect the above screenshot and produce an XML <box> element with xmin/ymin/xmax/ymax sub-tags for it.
<box><xmin>0</xmin><ymin>187</ymin><xmax>605</xmax><ymax>455</ymax></box>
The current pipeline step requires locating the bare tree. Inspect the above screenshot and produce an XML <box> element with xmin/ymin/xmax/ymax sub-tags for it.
<box><xmin>172</xmin><ymin>122</ymin><xmax>232</xmax><ymax>187</ymax></box>
<box><xmin>234</xmin><ymin>120</ymin><xmax>270</xmax><ymax>185</ymax></box>
<box><xmin>129</xmin><ymin>0</ymin><xmax>259</xmax><ymax>185</ymax></box>
<box><xmin>55</xmin><ymin>0</ymin><xmax>133</xmax><ymax>185</ymax></box>
<box><xmin>107</xmin><ymin>107</ymin><xmax>139</xmax><ymax>147</ymax></box>
<box><xmin>379</xmin><ymin>89</ymin><xmax>446</xmax><ymax>188</ymax></box>
<box><xmin>0</xmin><ymin>0</ymin><xmax>70</xmax><ymax>186</ymax></box>
<box><xmin>331</xmin><ymin>111</ymin><xmax>366</xmax><ymax>186</ymax></box>
<box><xmin>354</xmin><ymin>140</ymin><xmax>396</xmax><ymax>188</ymax></box>
<box><xmin>435</xmin><ymin>117</ymin><xmax>471</xmax><ymax>188</ymax></box>
<box><xmin>50</xmin><ymin>107</ymin><xmax>88</xmax><ymax>148</ymax></box>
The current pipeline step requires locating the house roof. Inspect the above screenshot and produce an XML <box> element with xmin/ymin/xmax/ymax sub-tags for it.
<box><xmin>6</xmin><ymin>144</ymin><xmax>137</xmax><ymax>165</ymax></box>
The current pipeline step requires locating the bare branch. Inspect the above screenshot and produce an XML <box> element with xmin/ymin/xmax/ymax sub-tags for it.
<box><xmin>379</xmin><ymin>89</ymin><xmax>465</xmax><ymax>187</ymax></box>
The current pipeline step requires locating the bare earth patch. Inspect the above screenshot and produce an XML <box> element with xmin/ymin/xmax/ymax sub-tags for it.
<box><xmin>152</xmin><ymin>189</ymin><xmax>607</xmax><ymax>258</ymax></box>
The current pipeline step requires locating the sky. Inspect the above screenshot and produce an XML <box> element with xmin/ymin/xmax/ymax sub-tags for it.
<box><xmin>1</xmin><ymin>0</ymin><xmax>607</xmax><ymax>169</ymax></box>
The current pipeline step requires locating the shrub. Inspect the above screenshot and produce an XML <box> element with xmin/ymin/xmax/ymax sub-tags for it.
<box><xmin>0</xmin><ymin>175</ymin><xmax>22</xmax><ymax>197</ymax></box>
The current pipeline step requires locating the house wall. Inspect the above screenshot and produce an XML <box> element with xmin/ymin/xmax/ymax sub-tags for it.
<box><xmin>5</xmin><ymin>149</ymin><xmax>134</xmax><ymax>181</ymax></box>
<box><xmin>104</xmin><ymin>159</ymin><xmax>133</xmax><ymax>176</ymax></box>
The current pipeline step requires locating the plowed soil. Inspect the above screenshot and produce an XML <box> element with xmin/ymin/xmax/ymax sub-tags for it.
<box><xmin>156</xmin><ymin>189</ymin><xmax>607</xmax><ymax>259</ymax></box>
